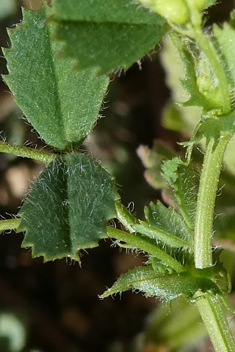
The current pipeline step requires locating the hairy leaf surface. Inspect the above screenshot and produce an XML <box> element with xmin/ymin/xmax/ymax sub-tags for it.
<box><xmin>101</xmin><ymin>266</ymin><xmax>221</xmax><ymax>303</ymax></box>
<box><xmin>107</xmin><ymin>227</ymin><xmax>186</xmax><ymax>273</ymax></box>
<box><xmin>3</xmin><ymin>4</ymin><xmax>109</xmax><ymax>150</ymax></box>
<box><xmin>190</xmin><ymin>111</ymin><xmax>235</xmax><ymax>145</ymax></box>
<box><xmin>169</xmin><ymin>32</ymin><xmax>219</xmax><ymax>111</ymax></box>
<box><xmin>18</xmin><ymin>152</ymin><xmax>119</xmax><ymax>261</ymax></box>
<box><xmin>53</xmin><ymin>0</ymin><xmax>165</xmax><ymax>74</ymax></box>
<box><xmin>213</xmin><ymin>24</ymin><xmax>235</xmax><ymax>88</ymax></box>
<box><xmin>161</xmin><ymin>158</ymin><xmax>197</xmax><ymax>230</ymax></box>
<box><xmin>134</xmin><ymin>221</ymin><xmax>191</xmax><ymax>249</ymax></box>
<box><xmin>160</xmin><ymin>35</ymin><xmax>202</xmax><ymax>136</ymax></box>
<box><xmin>142</xmin><ymin>201</ymin><xmax>193</xmax><ymax>244</ymax></box>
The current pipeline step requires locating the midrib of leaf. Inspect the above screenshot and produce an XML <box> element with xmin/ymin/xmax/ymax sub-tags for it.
<box><xmin>59</xmin><ymin>161</ymin><xmax>73</xmax><ymax>255</ymax></box>
<box><xmin>19</xmin><ymin>153</ymin><xmax>120</xmax><ymax>261</ymax></box>
<box><xmin>45</xmin><ymin>19</ymin><xmax>64</xmax><ymax>143</ymax></box>
<box><xmin>45</xmin><ymin>15</ymin><xmax>93</xmax><ymax>147</ymax></box>
<box><xmin>3</xmin><ymin>4</ymin><xmax>109</xmax><ymax>150</ymax></box>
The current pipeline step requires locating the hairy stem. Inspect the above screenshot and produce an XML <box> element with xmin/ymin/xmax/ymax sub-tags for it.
<box><xmin>0</xmin><ymin>141</ymin><xmax>56</xmax><ymax>163</ymax></box>
<box><xmin>196</xmin><ymin>293</ymin><xmax>235</xmax><ymax>352</ymax></box>
<box><xmin>0</xmin><ymin>218</ymin><xmax>21</xmax><ymax>233</ymax></box>
<box><xmin>106</xmin><ymin>226</ymin><xmax>186</xmax><ymax>273</ymax></box>
<box><xmin>194</xmin><ymin>133</ymin><xmax>232</xmax><ymax>268</ymax></box>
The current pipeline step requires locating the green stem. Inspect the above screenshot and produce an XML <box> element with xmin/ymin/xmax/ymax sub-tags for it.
<box><xmin>196</xmin><ymin>294</ymin><xmax>235</xmax><ymax>352</ymax></box>
<box><xmin>0</xmin><ymin>218</ymin><xmax>21</xmax><ymax>232</ymax></box>
<box><xmin>0</xmin><ymin>141</ymin><xmax>56</xmax><ymax>163</ymax></box>
<box><xmin>189</xmin><ymin>8</ymin><xmax>231</xmax><ymax>113</ymax></box>
<box><xmin>115</xmin><ymin>202</ymin><xmax>137</xmax><ymax>233</ymax></box>
<box><xmin>194</xmin><ymin>133</ymin><xmax>232</xmax><ymax>268</ymax></box>
<box><xmin>106</xmin><ymin>226</ymin><xmax>186</xmax><ymax>274</ymax></box>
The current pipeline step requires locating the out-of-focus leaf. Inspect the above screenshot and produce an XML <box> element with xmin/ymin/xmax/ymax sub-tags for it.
<box><xmin>205</xmin><ymin>0</ymin><xmax>217</xmax><ymax>6</ymax></box>
<box><xmin>160</xmin><ymin>34</ymin><xmax>202</xmax><ymax>139</ymax></box>
<box><xmin>136</xmin><ymin>0</ymin><xmax>216</xmax><ymax>25</ymax></box>
<box><xmin>230</xmin><ymin>10</ymin><xmax>235</xmax><ymax>28</ymax></box>
<box><xmin>52</xmin><ymin>0</ymin><xmax>166</xmax><ymax>74</ymax></box>
<box><xmin>143</xmin><ymin>296</ymin><xmax>206</xmax><ymax>351</ymax></box>
<box><xmin>3</xmin><ymin>4</ymin><xmax>109</xmax><ymax>151</ymax></box>
<box><xmin>214</xmin><ymin>207</ymin><xmax>235</xmax><ymax>242</ymax></box>
<box><xmin>0</xmin><ymin>313</ymin><xmax>26</xmax><ymax>352</ymax></box>
<box><xmin>137</xmin><ymin>141</ymin><xmax>175</xmax><ymax>189</ymax></box>
<box><xmin>18</xmin><ymin>152</ymin><xmax>119</xmax><ymax>261</ymax></box>
<box><xmin>162</xmin><ymin>102</ymin><xmax>186</xmax><ymax>132</ymax></box>
<box><xmin>0</xmin><ymin>0</ymin><xmax>17</xmax><ymax>20</ymax></box>
<box><xmin>169</xmin><ymin>32</ymin><xmax>222</xmax><ymax>112</ymax></box>
<box><xmin>213</xmin><ymin>23</ymin><xmax>235</xmax><ymax>87</ymax></box>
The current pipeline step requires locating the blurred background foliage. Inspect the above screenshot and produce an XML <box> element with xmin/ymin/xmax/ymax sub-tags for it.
<box><xmin>0</xmin><ymin>0</ymin><xmax>235</xmax><ymax>351</ymax></box>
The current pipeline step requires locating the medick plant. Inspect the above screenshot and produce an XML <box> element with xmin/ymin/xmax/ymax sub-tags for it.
<box><xmin>1</xmin><ymin>0</ymin><xmax>235</xmax><ymax>351</ymax></box>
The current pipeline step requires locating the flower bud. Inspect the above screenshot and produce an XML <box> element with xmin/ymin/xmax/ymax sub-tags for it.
<box><xmin>138</xmin><ymin>0</ymin><xmax>206</xmax><ymax>24</ymax></box>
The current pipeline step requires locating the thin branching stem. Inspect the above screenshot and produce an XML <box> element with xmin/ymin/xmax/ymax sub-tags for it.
<box><xmin>106</xmin><ymin>226</ymin><xmax>186</xmax><ymax>274</ymax></box>
<box><xmin>0</xmin><ymin>141</ymin><xmax>56</xmax><ymax>163</ymax></box>
<box><xmin>0</xmin><ymin>218</ymin><xmax>21</xmax><ymax>233</ymax></box>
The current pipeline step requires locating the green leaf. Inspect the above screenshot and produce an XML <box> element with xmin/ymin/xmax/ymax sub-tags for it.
<box><xmin>52</xmin><ymin>0</ymin><xmax>165</xmax><ymax>74</ymax></box>
<box><xmin>205</xmin><ymin>0</ymin><xmax>216</xmax><ymax>7</ymax></box>
<box><xmin>162</xmin><ymin>102</ymin><xmax>186</xmax><ymax>132</ymax></box>
<box><xmin>101</xmin><ymin>266</ymin><xmax>221</xmax><ymax>304</ymax></box>
<box><xmin>161</xmin><ymin>158</ymin><xmax>197</xmax><ymax>230</ymax></box>
<box><xmin>143</xmin><ymin>297</ymin><xmax>206</xmax><ymax>351</ymax></box>
<box><xmin>18</xmin><ymin>152</ymin><xmax>119</xmax><ymax>261</ymax></box>
<box><xmin>230</xmin><ymin>10</ymin><xmax>235</xmax><ymax>28</ymax></box>
<box><xmin>134</xmin><ymin>221</ymin><xmax>192</xmax><ymax>249</ymax></box>
<box><xmin>213</xmin><ymin>24</ymin><xmax>235</xmax><ymax>88</ymax></box>
<box><xmin>147</xmin><ymin>258</ymin><xmax>176</xmax><ymax>274</ymax></box>
<box><xmin>169</xmin><ymin>32</ymin><xmax>220</xmax><ymax>111</ymax></box>
<box><xmin>107</xmin><ymin>227</ymin><xmax>186</xmax><ymax>273</ymax></box>
<box><xmin>189</xmin><ymin>111</ymin><xmax>235</xmax><ymax>147</ymax></box>
<box><xmin>2</xmin><ymin>4</ymin><xmax>109</xmax><ymax>151</ymax></box>
<box><xmin>115</xmin><ymin>202</ymin><xmax>137</xmax><ymax>233</ymax></box>
<box><xmin>137</xmin><ymin>141</ymin><xmax>175</xmax><ymax>189</ymax></box>
<box><xmin>136</xmin><ymin>0</ymin><xmax>215</xmax><ymax>24</ymax></box>
<box><xmin>142</xmin><ymin>201</ymin><xmax>193</xmax><ymax>244</ymax></box>
<box><xmin>160</xmin><ymin>35</ymin><xmax>202</xmax><ymax>134</ymax></box>
<box><xmin>214</xmin><ymin>207</ymin><xmax>235</xmax><ymax>242</ymax></box>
